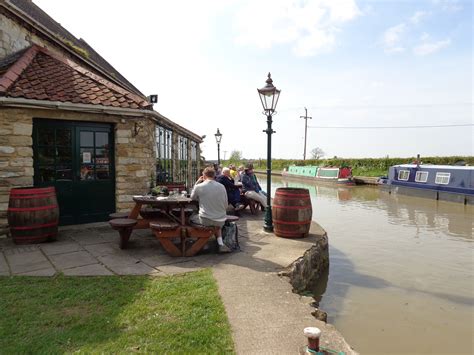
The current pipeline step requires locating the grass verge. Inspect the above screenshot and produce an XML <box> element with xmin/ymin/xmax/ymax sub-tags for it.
<box><xmin>0</xmin><ymin>269</ymin><xmax>234</xmax><ymax>354</ymax></box>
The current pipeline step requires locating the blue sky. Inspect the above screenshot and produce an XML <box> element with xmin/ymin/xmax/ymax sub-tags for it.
<box><xmin>36</xmin><ymin>0</ymin><xmax>472</xmax><ymax>159</ymax></box>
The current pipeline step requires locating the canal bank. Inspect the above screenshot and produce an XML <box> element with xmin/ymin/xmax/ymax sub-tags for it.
<box><xmin>0</xmin><ymin>210</ymin><xmax>355</xmax><ymax>354</ymax></box>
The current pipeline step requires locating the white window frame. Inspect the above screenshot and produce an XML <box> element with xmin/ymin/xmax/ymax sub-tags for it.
<box><xmin>435</xmin><ymin>172</ymin><xmax>450</xmax><ymax>185</ymax></box>
<box><xmin>415</xmin><ymin>171</ymin><xmax>429</xmax><ymax>183</ymax></box>
<box><xmin>398</xmin><ymin>170</ymin><xmax>410</xmax><ymax>181</ymax></box>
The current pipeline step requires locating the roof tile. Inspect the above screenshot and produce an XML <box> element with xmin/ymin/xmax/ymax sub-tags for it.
<box><xmin>1</xmin><ymin>46</ymin><xmax>149</xmax><ymax>110</ymax></box>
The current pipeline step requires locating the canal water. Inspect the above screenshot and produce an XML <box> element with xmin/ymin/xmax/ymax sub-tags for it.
<box><xmin>260</xmin><ymin>176</ymin><xmax>473</xmax><ymax>354</ymax></box>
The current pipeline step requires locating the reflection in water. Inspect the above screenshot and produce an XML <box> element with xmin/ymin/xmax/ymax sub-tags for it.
<box><xmin>261</xmin><ymin>176</ymin><xmax>474</xmax><ymax>354</ymax></box>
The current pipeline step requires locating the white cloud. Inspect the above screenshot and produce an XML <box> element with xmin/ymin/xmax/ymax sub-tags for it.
<box><xmin>381</xmin><ymin>23</ymin><xmax>406</xmax><ymax>53</ymax></box>
<box><xmin>413</xmin><ymin>38</ymin><xmax>451</xmax><ymax>55</ymax></box>
<box><xmin>410</xmin><ymin>10</ymin><xmax>429</xmax><ymax>24</ymax></box>
<box><xmin>233</xmin><ymin>0</ymin><xmax>361</xmax><ymax>57</ymax></box>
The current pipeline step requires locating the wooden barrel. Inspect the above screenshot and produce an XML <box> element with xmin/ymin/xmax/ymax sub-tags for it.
<box><xmin>272</xmin><ymin>187</ymin><xmax>312</xmax><ymax>238</ymax></box>
<box><xmin>7</xmin><ymin>187</ymin><xmax>59</xmax><ymax>244</ymax></box>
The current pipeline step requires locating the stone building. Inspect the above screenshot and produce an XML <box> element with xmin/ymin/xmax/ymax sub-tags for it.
<box><xmin>0</xmin><ymin>0</ymin><xmax>202</xmax><ymax>233</ymax></box>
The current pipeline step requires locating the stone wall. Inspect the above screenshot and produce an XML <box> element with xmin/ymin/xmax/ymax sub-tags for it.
<box><xmin>0</xmin><ymin>13</ymin><xmax>51</xmax><ymax>58</ymax></box>
<box><xmin>0</xmin><ymin>107</ymin><xmax>156</xmax><ymax>235</ymax></box>
<box><xmin>0</xmin><ymin>108</ymin><xmax>34</xmax><ymax>235</ymax></box>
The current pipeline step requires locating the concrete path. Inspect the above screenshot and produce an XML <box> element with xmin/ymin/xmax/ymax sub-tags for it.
<box><xmin>0</xmin><ymin>211</ymin><xmax>355</xmax><ymax>354</ymax></box>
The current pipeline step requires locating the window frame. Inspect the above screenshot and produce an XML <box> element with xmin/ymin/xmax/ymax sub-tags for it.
<box><xmin>435</xmin><ymin>172</ymin><xmax>451</xmax><ymax>185</ymax></box>
<box><xmin>398</xmin><ymin>170</ymin><xmax>410</xmax><ymax>181</ymax></box>
<box><xmin>414</xmin><ymin>171</ymin><xmax>429</xmax><ymax>183</ymax></box>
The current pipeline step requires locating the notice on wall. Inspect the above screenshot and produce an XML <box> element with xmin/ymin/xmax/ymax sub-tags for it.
<box><xmin>82</xmin><ymin>152</ymin><xmax>91</xmax><ymax>163</ymax></box>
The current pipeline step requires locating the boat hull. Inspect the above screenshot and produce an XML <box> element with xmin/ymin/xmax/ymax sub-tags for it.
<box><xmin>281</xmin><ymin>171</ymin><xmax>355</xmax><ymax>185</ymax></box>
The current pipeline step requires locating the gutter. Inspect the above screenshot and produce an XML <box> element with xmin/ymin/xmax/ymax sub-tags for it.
<box><xmin>0</xmin><ymin>97</ymin><xmax>203</xmax><ymax>143</ymax></box>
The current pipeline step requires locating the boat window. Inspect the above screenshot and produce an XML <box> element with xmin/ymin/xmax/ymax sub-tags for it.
<box><xmin>415</xmin><ymin>171</ymin><xmax>429</xmax><ymax>183</ymax></box>
<box><xmin>398</xmin><ymin>170</ymin><xmax>410</xmax><ymax>181</ymax></box>
<box><xmin>435</xmin><ymin>172</ymin><xmax>450</xmax><ymax>185</ymax></box>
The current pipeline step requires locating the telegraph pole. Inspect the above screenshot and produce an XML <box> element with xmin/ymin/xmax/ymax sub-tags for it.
<box><xmin>300</xmin><ymin>107</ymin><xmax>312</xmax><ymax>160</ymax></box>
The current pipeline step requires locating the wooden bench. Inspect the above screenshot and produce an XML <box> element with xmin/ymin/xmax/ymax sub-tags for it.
<box><xmin>149</xmin><ymin>219</ymin><xmax>182</xmax><ymax>256</ymax></box>
<box><xmin>185</xmin><ymin>215</ymin><xmax>240</xmax><ymax>256</ymax></box>
<box><xmin>109</xmin><ymin>211</ymin><xmax>130</xmax><ymax>219</ymax></box>
<box><xmin>109</xmin><ymin>218</ymin><xmax>137</xmax><ymax>249</ymax></box>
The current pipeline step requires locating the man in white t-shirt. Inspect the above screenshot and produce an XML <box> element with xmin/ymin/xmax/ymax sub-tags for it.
<box><xmin>190</xmin><ymin>167</ymin><xmax>231</xmax><ymax>253</ymax></box>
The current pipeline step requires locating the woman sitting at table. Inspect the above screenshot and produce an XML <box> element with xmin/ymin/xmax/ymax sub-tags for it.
<box><xmin>190</xmin><ymin>167</ymin><xmax>231</xmax><ymax>253</ymax></box>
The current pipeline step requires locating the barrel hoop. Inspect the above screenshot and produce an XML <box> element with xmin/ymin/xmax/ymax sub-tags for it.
<box><xmin>10</xmin><ymin>221</ymin><xmax>58</xmax><ymax>230</ymax></box>
<box><xmin>274</xmin><ymin>196</ymin><xmax>311</xmax><ymax>201</ymax></box>
<box><xmin>275</xmin><ymin>192</ymin><xmax>310</xmax><ymax>198</ymax></box>
<box><xmin>8</xmin><ymin>205</ymin><xmax>58</xmax><ymax>212</ymax></box>
<box><xmin>9</xmin><ymin>193</ymin><xmax>56</xmax><ymax>199</ymax></box>
<box><xmin>10</xmin><ymin>187</ymin><xmax>55</xmax><ymax>195</ymax></box>
<box><xmin>273</xmin><ymin>204</ymin><xmax>311</xmax><ymax>210</ymax></box>
<box><xmin>273</xmin><ymin>219</ymin><xmax>311</xmax><ymax>225</ymax></box>
<box><xmin>274</xmin><ymin>230</ymin><xmax>304</xmax><ymax>236</ymax></box>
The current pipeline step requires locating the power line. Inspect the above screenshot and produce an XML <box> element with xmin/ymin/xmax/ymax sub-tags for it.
<box><xmin>307</xmin><ymin>123</ymin><xmax>474</xmax><ymax>129</ymax></box>
<box><xmin>300</xmin><ymin>107</ymin><xmax>312</xmax><ymax>160</ymax></box>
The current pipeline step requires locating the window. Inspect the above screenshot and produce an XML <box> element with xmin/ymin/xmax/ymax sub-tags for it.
<box><xmin>415</xmin><ymin>171</ymin><xmax>429</xmax><ymax>183</ymax></box>
<box><xmin>398</xmin><ymin>170</ymin><xmax>410</xmax><ymax>181</ymax></box>
<box><xmin>177</xmin><ymin>136</ymin><xmax>188</xmax><ymax>186</ymax></box>
<box><xmin>435</xmin><ymin>172</ymin><xmax>450</xmax><ymax>185</ymax></box>
<box><xmin>155</xmin><ymin>125</ymin><xmax>173</xmax><ymax>183</ymax></box>
<box><xmin>191</xmin><ymin>141</ymin><xmax>198</xmax><ymax>185</ymax></box>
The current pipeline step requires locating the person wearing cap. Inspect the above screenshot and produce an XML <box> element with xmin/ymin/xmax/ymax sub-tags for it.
<box><xmin>190</xmin><ymin>167</ymin><xmax>231</xmax><ymax>253</ymax></box>
<box><xmin>241</xmin><ymin>163</ymin><xmax>267</xmax><ymax>208</ymax></box>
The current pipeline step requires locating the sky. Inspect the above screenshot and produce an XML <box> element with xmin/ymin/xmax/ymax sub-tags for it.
<box><xmin>36</xmin><ymin>0</ymin><xmax>473</xmax><ymax>160</ymax></box>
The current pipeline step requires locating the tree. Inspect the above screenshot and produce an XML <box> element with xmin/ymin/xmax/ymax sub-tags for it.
<box><xmin>310</xmin><ymin>147</ymin><xmax>325</xmax><ymax>160</ymax></box>
<box><xmin>228</xmin><ymin>150</ymin><xmax>243</xmax><ymax>163</ymax></box>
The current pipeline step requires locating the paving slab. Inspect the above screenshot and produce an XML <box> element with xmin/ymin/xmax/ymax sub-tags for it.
<box><xmin>97</xmin><ymin>254</ymin><xmax>157</xmax><ymax>275</ymax></box>
<box><xmin>5</xmin><ymin>249</ymin><xmax>53</xmax><ymax>275</ymax></box>
<box><xmin>17</xmin><ymin>268</ymin><xmax>56</xmax><ymax>276</ymax></box>
<box><xmin>40</xmin><ymin>241</ymin><xmax>84</xmax><ymax>256</ymax></box>
<box><xmin>49</xmin><ymin>251</ymin><xmax>98</xmax><ymax>270</ymax></box>
<box><xmin>83</xmin><ymin>242</ymin><xmax>121</xmax><ymax>257</ymax></box>
<box><xmin>62</xmin><ymin>263</ymin><xmax>114</xmax><ymax>276</ymax></box>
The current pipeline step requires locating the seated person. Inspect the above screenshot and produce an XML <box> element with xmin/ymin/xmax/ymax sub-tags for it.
<box><xmin>190</xmin><ymin>167</ymin><xmax>231</xmax><ymax>253</ymax></box>
<box><xmin>217</xmin><ymin>167</ymin><xmax>244</xmax><ymax>211</ymax></box>
<box><xmin>241</xmin><ymin>163</ymin><xmax>267</xmax><ymax>208</ymax></box>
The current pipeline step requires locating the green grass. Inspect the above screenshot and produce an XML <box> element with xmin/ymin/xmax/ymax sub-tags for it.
<box><xmin>0</xmin><ymin>269</ymin><xmax>234</xmax><ymax>354</ymax></box>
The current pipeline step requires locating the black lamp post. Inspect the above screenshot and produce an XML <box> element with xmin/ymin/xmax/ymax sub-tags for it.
<box><xmin>214</xmin><ymin>128</ymin><xmax>222</xmax><ymax>166</ymax></box>
<box><xmin>257</xmin><ymin>73</ymin><xmax>281</xmax><ymax>232</ymax></box>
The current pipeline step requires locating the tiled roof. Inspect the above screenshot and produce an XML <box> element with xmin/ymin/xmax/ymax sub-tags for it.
<box><xmin>7</xmin><ymin>0</ymin><xmax>143</xmax><ymax>96</ymax></box>
<box><xmin>0</xmin><ymin>45</ymin><xmax>150</xmax><ymax>110</ymax></box>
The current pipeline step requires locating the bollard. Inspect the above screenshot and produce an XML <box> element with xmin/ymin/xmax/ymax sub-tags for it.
<box><xmin>304</xmin><ymin>327</ymin><xmax>322</xmax><ymax>353</ymax></box>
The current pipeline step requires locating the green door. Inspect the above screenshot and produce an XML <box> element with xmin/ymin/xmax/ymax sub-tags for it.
<box><xmin>33</xmin><ymin>119</ymin><xmax>115</xmax><ymax>225</ymax></box>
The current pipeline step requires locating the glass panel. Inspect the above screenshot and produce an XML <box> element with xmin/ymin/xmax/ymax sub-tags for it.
<box><xmin>96</xmin><ymin>165</ymin><xmax>110</xmax><ymax>180</ymax></box>
<box><xmin>38</xmin><ymin>127</ymin><xmax>55</xmax><ymax>146</ymax></box>
<box><xmin>80</xmin><ymin>148</ymin><xmax>94</xmax><ymax>164</ymax></box>
<box><xmin>56</xmin><ymin>129</ymin><xmax>72</xmax><ymax>146</ymax></box>
<box><xmin>56</xmin><ymin>166</ymin><xmax>73</xmax><ymax>181</ymax></box>
<box><xmin>57</xmin><ymin>147</ymin><xmax>72</xmax><ymax>165</ymax></box>
<box><xmin>80</xmin><ymin>131</ymin><xmax>94</xmax><ymax>147</ymax></box>
<box><xmin>38</xmin><ymin>166</ymin><xmax>55</xmax><ymax>182</ymax></box>
<box><xmin>80</xmin><ymin>164</ymin><xmax>95</xmax><ymax>181</ymax></box>
<box><xmin>95</xmin><ymin>149</ymin><xmax>109</xmax><ymax>165</ymax></box>
<box><xmin>38</xmin><ymin>147</ymin><xmax>55</xmax><ymax>165</ymax></box>
<box><xmin>95</xmin><ymin>132</ymin><xmax>109</xmax><ymax>148</ymax></box>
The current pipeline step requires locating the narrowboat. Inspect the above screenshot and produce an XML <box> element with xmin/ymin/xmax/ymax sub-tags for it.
<box><xmin>382</xmin><ymin>164</ymin><xmax>474</xmax><ymax>204</ymax></box>
<box><xmin>282</xmin><ymin>165</ymin><xmax>354</xmax><ymax>185</ymax></box>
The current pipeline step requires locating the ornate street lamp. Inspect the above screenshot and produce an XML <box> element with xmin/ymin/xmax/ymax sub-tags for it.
<box><xmin>257</xmin><ymin>72</ymin><xmax>281</xmax><ymax>232</ymax></box>
<box><xmin>214</xmin><ymin>128</ymin><xmax>222</xmax><ymax>166</ymax></box>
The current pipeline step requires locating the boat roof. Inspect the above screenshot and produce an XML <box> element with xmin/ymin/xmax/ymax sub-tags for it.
<box><xmin>395</xmin><ymin>164</ymin><xmax>474</xmax><ymax>170</ymax></box>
